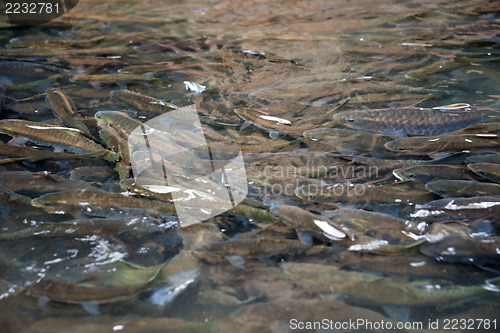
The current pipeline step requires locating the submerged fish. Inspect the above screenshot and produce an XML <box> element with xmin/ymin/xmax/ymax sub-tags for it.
<box><xmin>303</xmin><ymin>128</ymin><xmax>391</xmax><ymax>154</ymax></box>
<box><xmin>110</xmin><ymin>89</ymin><xmax>177</xmax><ymax>115</ymax></box>
<box><xmin>295</xmin><ymin>180</ymin><xmax>434</xmax><ymax>205</ymax></box>
<box><xmin>420</xmin><ymin>236</ymin><xmax>500</xmax><ymax>266</ymax></box>
<box><xmin>95</xmin><ymin>111</ymin><xmax>142</xmax><ymax>139</ymax></box>
<box><xmin>385</xmin><ymin>133</ymin><xmax>500</xmax><ymax>153</ymax></box>
<box><xmin>279</xmin><ymin>262</ymin><xmax>499</xmax><ymax>306</ymax></box>
<box><xmin>0</xmin><ymin>46</ymin><xmax>125</xmax><ymax>57</ymax></box>
<box><xmin>31</xmin><ymin>188</ymin><xmax>176</xmax><ymax>216</ymax></box>
<box><xmin>425</xmin><ymin>180</ymin><xmax>500</xmax><ymax>198</ymax></box>
<box><xmin>0</xmin><ymin>171</ymin><xmax>92</xmax><ymax>197</ymax></box>
<box><xmin>28</xmin><ymin>261</ymin><xmax>161</xmax><ymax>304</ymax></box>
<box><xmin>326</xmin><ymin>207</ymin><xmax>424</xmax><ymax>253</ymax></box>
<box><xmin>0</xmin><ymin>61</ymin><xmax>61</xmax><ymax>78</ymax></box>
<box><xmin>0</xmin><ymin>216</ymin><xmax>164</xmax><ymax>241</ymax></box>
<box><xmin>0</xmin><ymin>141</ymin><xmax>105</xmax><ymax>161</ymax></box>
<box><xmin>270</xmin><ymin>205</ymin><xmax>347</xmax><ymax>245</ymax></box>
<box><xmin>468</xmin><ymin>163</ymin><xmax>500</xmax><ymax>183</ymax></box>
<box><xmin>332</xmin><ymin>107</ymin><xmax>498</xmax><ymax>137</ymax></box>
<box><xmin>0</xmin><ymin>119</ymin><xmax>110</xmax><ymax>156</ymax></box>
<box><xmin>466</xmin><ymin>153</ymin><xmax>500</xmax><ymax>164</ymax></box>
<box><xmin>193</xmin><ymin>238</ymin><xmax>334</xmax><ymax>267</ymax></box>
<box><xmin>412</xmin><ymin>195</ymin><xmax>500</xmax><ymax>222</ymax></box>
<box><xmin>70</xmin><ymin>73</ymin><xmax>157</xmax><ymax>86</ymax></box>
<box><xmin>393</xmin><ymin>165</ymin><xmax>482</xmax><ymax>182</ymax></box>
<box><xmin>235</xmin><ymin>108</ymin><xmax>323</xmax><ymax>138</ymax></box>
<box><xmin>45</xmin><ymin>88</ymin><xmax>92</xmax><ymax>137</ymax></box>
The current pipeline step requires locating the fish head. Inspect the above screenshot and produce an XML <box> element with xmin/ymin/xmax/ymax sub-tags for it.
<box><xmin>31</xmin><ymin>195</ymin><xmax>67</xmax><ymax>212</ymax></box>
<box><xmin>293</xmin><ymin>184</ymin><xmax>322</xmax><ymax>202</ymax></box>
<box><xmin>109</xmin><ymin>90</ymin><xmax>123</xmax><ymax>100</ymax></box>
<box><xmin>333</xmin><ymin>111</ymin><xmax>378</xmax><ymax>131</ymax></box>
<box><xmin>94</xmin><ymin>111</ymin><xmax>114</xmax><ymax>125</ymax></box>
<box><xmin>384</xmin><ymin>140</ymin><xmax>405</xmax><ymax>151</ymax></box>
<box><xmin>233</xmin><ymin>108</ymin><xmax>249</xmax><ymax>121</ymax></box>
<box><xmin>393</xmin><ymin>168</ymin><xmax>418</xmax><ymax>181</ymax></box>
<box><xmin>424</xmin><ymin>181</ymin><xmax>448</xmax><ymax>197</ymax></box>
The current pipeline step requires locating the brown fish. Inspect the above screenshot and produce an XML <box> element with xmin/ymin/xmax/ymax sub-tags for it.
<box><xmin>468</xmin><ymin>163</ymin><xmax>500</xmax><ymax>183</ymax></box>
<box><xmin>333</xmin><ymin>107</ymin><xmax>499</xmax><ymax>137</ymax></box>
<box><xmin>235</xmin><ymin>108</ymin><xmax>325</xmax><ymax>138</ymax></box>
<box><xmin>0</xmin><ymin>119</ymin><xmax>109</xmax><ymax>155</ymax></box>
<box><xmin>425</xmin><ymin>180</ymin><xmax>500</xmax><ymax>198</ymax></box>
<box><xmin>110</xmin><ymin>89</ymin><xmax>177</xmax><ymax>115</ymax></box>
<box><xmin>45</xmin><ymin>88</ymin><xmax>92</xmax><ymax>137</ymax></box>
<box><xmin>385</xmin><ymin>133</ymin><xmax>500</xmax><ymax>153</ymax></box>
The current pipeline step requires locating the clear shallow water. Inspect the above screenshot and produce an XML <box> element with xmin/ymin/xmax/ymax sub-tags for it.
<box><xmin>0</xmin><ymin>0</ymin><xmax>500</xmax><ymax>332</ymax></box>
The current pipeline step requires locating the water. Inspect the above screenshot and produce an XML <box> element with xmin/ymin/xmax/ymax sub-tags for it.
<box><xmin>1</xmin><ymin>0</ymin><xmax>500</xmax><ymax>332</ymax></box>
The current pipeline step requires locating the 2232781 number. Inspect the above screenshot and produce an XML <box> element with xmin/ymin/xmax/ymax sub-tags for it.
<box><xmin>443</xmin><ymin>318</ymin><xmax>497</xmax><ymax>330</ymax></box>
<box><xmin>5</xmin><ymin>2</ymin><xmax>60</xmax><ymax>14</ymax></box>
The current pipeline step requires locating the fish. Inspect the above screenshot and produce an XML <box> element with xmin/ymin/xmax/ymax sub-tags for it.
<box><xmin>0</xmin><ymin>119</ymin><xmax>112</xmax><ymax>156</ymax></box>
<box><xmin>28</xmin><ymin>261</ymin><xmax>162</xmax><ymax>304</ymax></box>
<box><xmin>420</xmin><ymin>235</ymin><xmax>500</xmax><ymax>267</ymax></box>
<box><xmin>270</xmin><ymin>205</ymin><xmax>348</xmax><ymax>245</ymax></box>
<box><xmin>408</xmin><ymin>58</ymin><xmax>470</xmax><ymax>77</ymax></box>
<box><xmin>110</xmin><ymin>89</ymin><xmax>177</xmax><ymax>116</ymax></box>
<box><xmin>385</xmin><ymin>133</ymin><xmax>500</xmax><ymax>153</ymax></box>
<box><xmin>45</xmin><ymin>88</ymin><xmax>92</xmax><ymax>137</ymax></box>
<box><xmin>0</xmin><ymin>141</ymin><xmax>106</xmax><ymax>161</ymax></box>
<box><xmin>230</xmin><ymin>298</ymin><xmax>397</xmax><ymax>331</ymax></box>
<box><xmin>466</xmin><ymin>153</ymin><xmax>500</xmax><ymax>164</ymax></box>
<box><xmin>393</xmin><ymin>164</ymin><xmax>482</xmax><ymax>182</ymax></box>
<box><xmin>303</xmin><ymin>128</ymin><xmax>392</xmax><ymax>154</ymax></box>
<box><xmin>468</xmin><ymin>163</ymin><xmax>500</xmax><ymax>183</ymax></box>
<box><xmin>234</xmin><ymin>108</ymin><xmax>325</xmax><ymax>138</ymax></box>
<box><xmin>425</xmin><ymin>180</ymin><xmax>500</xmax><ymax>198</ymax></box>
<box><xmin>0</xmin><ymin>216</ymin><xmax>165</xmax><ymax>241</ymax></box>
<box><xmin>324</xmin><ymin>207</ymin><xmax>425</xmax><ymax>253</ymax></box>
<box><xmin>229</xmin><ymin>204</ymin><xmax>276</xmax><ymax>224</ymax></box>
<box><xmin>295</xmin><ymin>180</ymin><xmax>435</xmax><ymax>205</ymax></box>
<box><xmin>70</xmin><ymin>73</ymin><xmax>157</xmax><ymax>86</ymax></box>
<box><xmin>193</xmin><ymin>238</ymin><xmax>335</xmax><ymax>268</ymax></box>
<box><xmin>98</xmin><ymin>124</ymin><xmax>131</xmax><ymax>178</ymax></box>
<box><xmin>412</xmin><ymin>195</ymin><xmax>500</xmax><ymax>222</ymax></box>
<box><xmin>70</xmin><ymin>166</ymin><xmax>116</xmax><ymax>182</ymax></box>
<box><xmin>31</xmin><ymin>187</ymin><xmax>177</xmax><ymax>216</ymax></box>
<box><xmin>7</xmin><ymin>35</ymin><xmax>110</xmax><ymax>48</ymax></box>
<box><xmin>0</xmin><ymin>45</ymin><xmax>126</xmax><ymax>57</ymax></box>
<box><xmin>0</xmin><ymin>61</ymin><xmax>61</xmax><ymax>78</ymax></box>
<box><xmin>452</xmin><ymin>121</ymin><xmax>500</xmax><ymax>134</ymax></box>
<box><xmin>0</xmin><ymin>171</ymin><xmax>92</xmax><ymax>197</ymax></box>
<box><xmin>332</xmin><ymin>107</ymin><xmax>499</xmax><ymax>137</ymax></box>
<box><xmin>95</xmin><ymin>111</ymin><xmax>142</xmax><ymax>139</ymax></box>
<box><xmin>279</xmin><ymin>262</ymin><xmax>499</xmax><ymax>306</ymax></box>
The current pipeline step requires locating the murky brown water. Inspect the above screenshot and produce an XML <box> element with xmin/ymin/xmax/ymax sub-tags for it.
<box><xmin>1</xmin><ymin>0</ymin><xmax>500</xmax><ymax>332</ymax></box>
